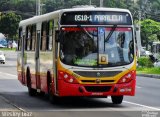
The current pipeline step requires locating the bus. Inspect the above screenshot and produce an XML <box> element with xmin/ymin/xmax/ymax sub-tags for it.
<box><xmin>17</xmin><ymin>6</ymin><xmax>136</xmax><ymax>104</ymax></box>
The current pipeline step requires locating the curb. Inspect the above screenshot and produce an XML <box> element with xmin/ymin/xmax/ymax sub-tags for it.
<box><xmin>137</xmin><ymin>74</ymin><xmax>160</xmax><ymax>79</ymax></box>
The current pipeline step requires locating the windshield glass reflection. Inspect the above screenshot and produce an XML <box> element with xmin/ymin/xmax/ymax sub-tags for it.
<box><xmin>60</xmin><ymin>27</ymin><xmax>134</xmax><ymax>67</ymax></box>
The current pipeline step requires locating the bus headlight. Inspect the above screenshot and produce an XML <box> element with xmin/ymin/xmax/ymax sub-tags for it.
<box><xmin>58</xmin><ymin>71</ymin><xmax>79</xmax><ymax>84</ymax></box>
<box><xmin>118</xmin><ymin>71</ymin><xmax>136</xmax><ymax>84</ymax></box>
<box><xmin>64</xmin><ymin>74</ymin><xmax>69</xmax><ymax>79</ymax></box>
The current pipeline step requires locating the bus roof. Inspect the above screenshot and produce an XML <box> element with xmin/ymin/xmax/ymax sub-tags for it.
<box><xmin>19</xmin><ymin>7</ymin><xmax>132</xmax><ymax>27</ymax></box>
<box><xmin>63</xmin><ymin>7</ymin><xmax>131</xmax><ymax>13</ymax></box>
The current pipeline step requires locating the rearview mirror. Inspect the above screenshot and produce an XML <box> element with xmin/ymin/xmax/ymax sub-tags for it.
<box><xmin>55</xmin><ymin>30</ymin><xmax>64</xmax><ymax>43</ymax></box>
<box><xmin>55</xmin><ymin>30</ymin><xmax>60</xmax><ymax>42</ymax></box>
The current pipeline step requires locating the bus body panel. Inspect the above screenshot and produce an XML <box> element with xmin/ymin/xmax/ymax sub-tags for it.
<box><xmin>39</xmin><ymin>51</ymin><xmax>53</xmax><ymax>93</ymax></box>
<box><xmin>56</xmin><ymin>58</ymin><xmax>136</xmax><ymax>97</ymax></box>
<box><xmin>57</xmin><ymin>79</ymin><xmax>136</xmax><ymax>97</ymax></box>
<box><xmin>17</xmin><ymin>7</ymin><xmax>136</xmax><ymax>101</ymax></box>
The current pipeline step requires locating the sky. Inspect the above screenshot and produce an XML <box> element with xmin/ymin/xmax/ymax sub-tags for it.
<box><xmin>0</xmin><ymin>33</ymin><xmax>5</xmax><ymax>40</ymax></box>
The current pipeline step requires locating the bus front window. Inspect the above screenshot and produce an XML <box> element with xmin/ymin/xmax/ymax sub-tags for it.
<box><xmin>60</xmin><ymin>27</ymin><xmax>98</xmax><ymax>66</ymax></box>
<box><xmin>99</xmin><ymin>27</ymin><xmax>134</xmax><ymax>67</ymax></box>
<box><xmin>59</xmin><ymin>27</ymin><xmax>134</xmax><ymax>67</ymax></box>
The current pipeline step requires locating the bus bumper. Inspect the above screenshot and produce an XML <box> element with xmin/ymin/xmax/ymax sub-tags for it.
<box><xmin>57</xmin><ymin>79</ymin><xmax>136</xmax><ymax>97</ymax></box>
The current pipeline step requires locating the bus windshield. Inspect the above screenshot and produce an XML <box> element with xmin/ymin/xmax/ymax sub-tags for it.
<box><xmin>59</xmin><ymin>27</ymin><xmax>134</xmax><ymax>67</ymax></box>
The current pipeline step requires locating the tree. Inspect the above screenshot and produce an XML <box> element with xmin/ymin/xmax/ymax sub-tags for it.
<box><xmin>43</xmin><ymin>0</ymin><xmax>90</xmax><ymax>13</ymax></box>
<box><xmin>0</xmin><ymin>0</ymin><xmax>15</xmax><ymax>11</ymax></box>
<box><xmin>16</xmin><ymin>0</ymin><xmax>35</xmax><ymax>13</ymax></box>
<box><xmin>141</xmin><ymin>19</ymin><xmax>160</xmax><ymax>48</ymax></box>
<box><xmin>0</xmin><ymin>12</ymin><xmax>22</xmax><ymax>40</ymax></box>
<box><xmin>43</xmin><ymin>0</ymin><xmax>63</xmax><ymax>13</ymax></box>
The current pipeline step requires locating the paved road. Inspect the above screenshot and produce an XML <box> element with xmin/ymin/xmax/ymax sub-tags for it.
<box><xmin>0</xmin><ymin>51</ymin><xmax>160</xmax><ymax>117</ymax></box>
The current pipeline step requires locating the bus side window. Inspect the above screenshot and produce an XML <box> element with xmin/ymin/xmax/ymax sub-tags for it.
<box><xmin>41</xmin><ymin>22</ymin><xmax>47</xmax><ymax>51</ymax></box>
<box><xmin>29</xmin><ymin>26</ymin><xmax>32</xmax><ymax>50</ymax></box>
<box><xmin>47</xmin><ymin>20</ymin><xmax>54</xmax><ymax>51</ymax></box>
<box><xmin>25</xmin><ymin>28</ymin><xmax>27</xmax><ymax>51</ymax></box>
<box><xmin>46</xmin><ymin>21</ymin><xmax>50</xmax><ymax>51</ymax></box>
<box><xmin>31</xmin><ymin>25</ymin><xmax>36</xmax><ymax>51</ymax></box>
<box><xmin>26</xmin><ymin>26</ymin><xmax>31</xmax><ymax>51</ymax></box>
<box><xmin>18</xmin><ymin>28</ymin><xmax>22</xmax><ymax>51</ymax></box>
<box><xmin>17</xmin><ymin>39</ymin><xmax>22</xmax><ymax>51</ymax></box>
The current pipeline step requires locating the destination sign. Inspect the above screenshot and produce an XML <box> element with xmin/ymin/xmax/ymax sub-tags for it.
<box><xmin>61</xmin><ymin>11</ymin><xmax>132</xmax><ymax>25</ymax></box>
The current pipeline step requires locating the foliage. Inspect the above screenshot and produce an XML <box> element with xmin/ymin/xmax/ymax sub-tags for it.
<box><xmin>0</xmin><ymin>0</ymin><xmax>36</xmax><ymax>19</ymax></box>
<box><xmin>17</xmin><ymin>1</ymin><xmax>35</xmax><ymax>12</ymax></box>
<box><xmin>137</xmin><ymin>67</ymin><xmax>160</xmax><ymax>75</ymax></box>
<box><xmin>0</xmin><ymin>0</ymin><xmax>160</xmax><ymax>20</ymax></box>
<box><xmin>0</xmin><ymin>12</ymin><xmax>22</xmax><ymax>39</ymax></box>
<box><xmin>0</xmin><ymin>48</ymin><xmax>16</xmax><ymax>51</ymax></box>
<box><xmin>16</xmin><ymin>0</ymin><xmax>36</xmax><ymax>19</ymax></box>
<box><xmin>140</xmin><ymin>19</ymin><xmax>160</xmax><ymax>47</ymax></box>
<box><xmin>138</xmin><ymin>56</ymin><xmax>153</xmax><ymax>67</ymax></box>
<box><xmin>0</xmin><ymin>0</ymin><xmax>15</xmax><ymax>11</ymax></box>
<box><xmin>42</xmin><ymin>0</ymin><xmax>143</xmax><ymax>17</ymax></box>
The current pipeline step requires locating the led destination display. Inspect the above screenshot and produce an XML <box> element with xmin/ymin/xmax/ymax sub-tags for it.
<box><xmin>61</xmin><ymin>11</ymin><xmax>132</xmax><ymax>25</ymax></box>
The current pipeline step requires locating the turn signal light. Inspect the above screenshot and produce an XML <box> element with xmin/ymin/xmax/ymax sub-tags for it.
<box><xmin>58</xmin><ymin>71</ymin><xmax>79</xmax><ymax>84</ymax></box>
<box><xmin>118</xmin><ymin>71</ymin><xmax>136</xmax><ymax>84</ymax></box>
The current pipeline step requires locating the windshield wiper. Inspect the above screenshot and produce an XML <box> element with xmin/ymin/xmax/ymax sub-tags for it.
<box><xmin>104</xmin><ymin>25</ymin><xmax>117</xmax><ymax>42</ymax></box>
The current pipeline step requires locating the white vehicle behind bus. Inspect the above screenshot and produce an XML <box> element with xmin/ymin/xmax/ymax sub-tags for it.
<box><xmin>0</xmin><ymin>51</ymin><xmax>5</xmax><ymax>64</ymax></box>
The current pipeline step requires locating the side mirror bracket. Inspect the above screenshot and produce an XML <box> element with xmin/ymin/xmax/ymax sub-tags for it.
<box><xmin>55</xmin><ymin>30</ymin><xmax>64</xmax><ymax>43</ymax></box>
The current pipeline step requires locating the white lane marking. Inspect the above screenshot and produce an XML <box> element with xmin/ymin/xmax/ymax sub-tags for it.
<box><xmin>108</xmin><ymin>97</ymin><xmax>160</xmax><ymax>111</ymax></box>
<box><xmin>123</xmin><ymin>100</ymin><xmax>160</xmax><ymax>111</ymax></box>
<box><xmin>0</xmin><ymin>71</ymin><xmax>17</xmax><ymax>79</ymax></box>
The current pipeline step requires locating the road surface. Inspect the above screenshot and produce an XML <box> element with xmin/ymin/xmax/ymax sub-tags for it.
<box><xmin>0</xmin><ymin>51</ymin><xmax>159</xmax><ymax>117</ymax></box>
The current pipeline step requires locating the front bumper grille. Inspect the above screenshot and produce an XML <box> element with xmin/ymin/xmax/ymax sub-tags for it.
<box><xmin>74</xmin><ymin>71</ymin><xmax>122</xmax><ymax>77</ymax></box>
<box><xmin>81</xmin><ymin>80</ymin><xmax>114</xmax><ymax>83</ymax></box>
<box><xmin>84</xmin><ymin>86</ymin><xmax>112</xmax><ymax>92</ymax></box>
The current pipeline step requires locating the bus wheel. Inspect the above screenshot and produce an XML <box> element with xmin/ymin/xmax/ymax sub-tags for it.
<box><xmin>38</xmin><ymin>91</ymin><xmax>45</xmax><ymax>96</ymax></box>
<box><xmin>28</xmin><ymin>86</ymin><xmax>36</xmax><ymax>96</ymax></box>
<box><xmin>26</xmin><ymin>69</ymin><xmax>36</xmax><ymax>96</ymax></box>
<box><xmin>48</xmin><ymin>83</ymin><xmax>59</xmax><ymax>104</ymax></box>
<box><xmin>48</xmin><ymin>82</ymin><xmax>59</xmax><ymax>104</ymax></box>
<box><xmin>111</xmin><ymin>96</ymin><xmax>123</xmax><ymax>104</ymax></box>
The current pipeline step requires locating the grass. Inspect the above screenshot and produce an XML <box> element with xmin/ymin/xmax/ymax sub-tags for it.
<box><xmin>0</xmin><ymin>48</ymin><xmax>16</xmax><ymax>51</ymax></box>
<box><xmin>137</xmin><ymin>67</ymin><xmax>160</xmax><ymax>75</ymax></box>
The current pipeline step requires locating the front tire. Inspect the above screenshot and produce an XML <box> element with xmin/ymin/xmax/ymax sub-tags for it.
<box><xmin>111</xmin><ymin>96</ymin><xmax>123</xmax><ymax>104</ymax></box>
<box><xmin>48</xmin><ymin>84</ymin><xmax>59</xmax><ymax>104</ymax></box>
<box><xmin>28</xmin><ymin>86</ymin><xmax>36</xmax><ymax>96</ymax></box>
